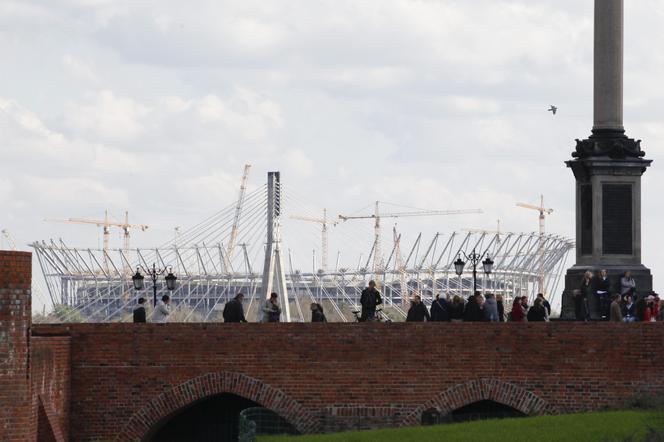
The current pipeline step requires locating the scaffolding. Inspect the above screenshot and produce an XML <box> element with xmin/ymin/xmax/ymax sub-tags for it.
<box><xmin>31</xmin><ymin>176</ymin><xmax>574</xmax><ymax>323</ymax></box>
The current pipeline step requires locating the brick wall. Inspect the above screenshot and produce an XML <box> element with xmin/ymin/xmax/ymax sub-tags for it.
<box><xmin>32</xmin><ymin>336</ymin><xmax>71</xmax><ymax>441</ymax></box>
<box><xmin>0</xmin><ymin>251</ymin><xmax>34</xmax><ymax>441</ymax></box>
<box><xmin>3</xmin><ymin>250</ymin><xmax>663</xmax><ymax>442</ymax></box>
<box><xmin>30</xmin><ymin>321</ymin><xmax>664</xmax><ymax>441</ymax></box>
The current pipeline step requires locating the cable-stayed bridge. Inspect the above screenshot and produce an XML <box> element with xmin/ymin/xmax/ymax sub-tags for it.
<box><xmin>31</xmin><ymin>172</ymin><xmax>574</xmax><ymax>323</ymax></box>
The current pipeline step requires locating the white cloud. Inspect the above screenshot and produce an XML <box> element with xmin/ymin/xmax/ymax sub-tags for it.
<box><xmin>65</xmin><ymin>90</ymin><xmax>151</xmax><ymax>141</ymax></box>
<box><xmin>1</xmin><ymin>0</ymin><xmax>663</xmax><ymax>302</ymax></box>
<box><xmin>62</xmin><ymin>54</ymin><xmax>99</xmax><ymax>83</ymax></box>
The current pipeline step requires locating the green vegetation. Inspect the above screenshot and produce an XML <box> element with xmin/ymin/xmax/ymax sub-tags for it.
<box><xmin>32</xmin><ymin>303</ymin><xmax>85</xmax><ymax>323</ymax></box>
<box><xmin>259</xmin><ymin>410</ymin><xmax>664</xmax><ymax>442</ymax></box>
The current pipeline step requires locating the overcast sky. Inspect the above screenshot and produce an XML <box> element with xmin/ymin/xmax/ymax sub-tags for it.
<box><xmin>1</xmin><ymin>0</ymin><xmax>663</xmax><ymax>310</ymax></box>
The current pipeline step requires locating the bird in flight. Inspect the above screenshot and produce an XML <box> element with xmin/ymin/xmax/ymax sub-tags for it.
<box><xmin>548</xmin><ymin>105</ymin><xmax>557</xmax><ymax>115</ymax></box>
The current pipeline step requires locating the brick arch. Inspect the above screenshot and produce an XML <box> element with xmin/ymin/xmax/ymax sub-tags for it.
<box><xmin>116</xmin><ymin>371</ymin><xmax>318</xmax><ymax>441</ymax></box>
<box><xmin>401</xmin><ymin>379</ymin><xmax>557</xmax><ymax>426</ymax></box>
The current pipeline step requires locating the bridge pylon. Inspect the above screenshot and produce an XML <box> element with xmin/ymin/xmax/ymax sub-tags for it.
<box><xmin>261</xmin><ymin>171</ymin><xmax>291</xmax><ymax>322</ymax></box>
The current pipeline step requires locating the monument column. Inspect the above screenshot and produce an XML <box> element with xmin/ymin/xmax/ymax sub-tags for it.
<box><xmin>593</xmin><ymin>0</ymin><xmax>623</xmax><ymax>132</ymax></box>
<box><xmin>561</xmin><ymin>0</ymin><xmax>653</xmax><ymax>319</ymax></box>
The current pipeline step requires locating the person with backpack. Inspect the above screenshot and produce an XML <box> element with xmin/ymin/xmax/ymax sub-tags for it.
<box><xmin>360</xmin><ymin>280</ymin><xmax>382</xmax><ymax>321</ymax></box>
<box><xmin>429</xmin><ymin>293</ymin><xmax>450</xmax><ymax>321</ymax></box>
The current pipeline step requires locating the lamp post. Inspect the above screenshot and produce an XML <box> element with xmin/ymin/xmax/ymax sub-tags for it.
<box><xmin>132</xmin><ymin>263</ymin><xmax>177</xmax><ymax>307</ymax></box>
<box><xmin>453</xmin><ymin>249</ymin><xmax>494</xmax><ymax>295</ymax></box>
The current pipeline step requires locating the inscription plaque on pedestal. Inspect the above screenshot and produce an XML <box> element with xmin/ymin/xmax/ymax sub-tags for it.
<box><xmin>602</xmin><ymin>184</ymin><xmax>632</xmax><ymax>255</ymax></box>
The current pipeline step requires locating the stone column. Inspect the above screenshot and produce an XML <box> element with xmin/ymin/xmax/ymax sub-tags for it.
<box><xmin>0</xmin><ymin>251</ymin><xmax>35</xmax><ymax>440</ymax></box>
<box><xmin>593</xmin><ymin>0</ymin><xmax>624</xmax><ymax>132</ymax></box>
<box><xmin>561</xmin><ymin>0</ymin><xmax>653</xmax><ymax>319</ymax></box>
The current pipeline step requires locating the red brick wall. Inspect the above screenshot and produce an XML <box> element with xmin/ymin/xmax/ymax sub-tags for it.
<box><xmin>0</xmin><ymin>251</ymin><xmax>34</xmax><ymax>441</ymax></box>
<box><xmin>31</xmin><ymin>336</ymin><xmax>71</xmax><ymax>441</ymax></box>
<box><xmin>30</xmin><ymin>321</ymin><xmax>664</xmax><ymax>441</ymax></box>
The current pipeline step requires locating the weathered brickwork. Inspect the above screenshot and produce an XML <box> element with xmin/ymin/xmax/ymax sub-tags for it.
<box><xmin>32</xmin><ymin>336</ymin><xmax>71</xmax><ymax>441</ymax></box>
<box><xmin>0</xmin><ymin>251</ymin><xmax>34</xmax><ymax>442</ymax></box>
<box><xmin>31</xmin><ymin>321</ymin><xmax>664</xmax><ymax>441</ymax></box>
<box><xmin>2</xmin><ymin>251</ymin><xmax>664</xmax><ymax>441</ymax></box>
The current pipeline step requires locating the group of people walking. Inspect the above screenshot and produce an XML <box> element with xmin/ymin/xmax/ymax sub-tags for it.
<box><xmin>132</xmin><ymin>295</ymin><xmax>172</xmax><ymax>323</ymax></box>
<box><xmin>132</xmin><ymin>274</ymin><xmax>660</xmax><ymax>324</ymax></box>
<box><xmin>574</xmin><ymin>269</ymin><xmax>662</xmax><ymax>322</ymax></box>
<box><xmin>404</xmin><ymin>291</ymin><xmax>551</xmax><ymax>322</ymax></box>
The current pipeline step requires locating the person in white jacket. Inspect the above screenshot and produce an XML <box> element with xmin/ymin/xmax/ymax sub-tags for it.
<box><xmin>152</xmin><ymin>295</ymin><xmax>171</xmax><ymax>323</ymax></box>
<box><xmin>260</xmin><ymin>293</ymin><xmax>281</xmax><ymax>323</ymax></box>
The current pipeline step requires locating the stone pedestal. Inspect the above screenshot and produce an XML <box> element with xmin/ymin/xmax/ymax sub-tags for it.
<box><xmin>560</xmin><ymin>138</ymin><xmax>652</xmax><ymax>319</ymax></box>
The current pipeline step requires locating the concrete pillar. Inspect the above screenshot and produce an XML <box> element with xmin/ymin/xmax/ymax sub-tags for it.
<box><xmin>0</xmin><ymin>251</ymin><xmax>35</xmax><ymax>440</ymax></box>
<box><xmin>593</xmin><ymin>0</ymin><xmax>624</xmax><ymax>131</ymax></box>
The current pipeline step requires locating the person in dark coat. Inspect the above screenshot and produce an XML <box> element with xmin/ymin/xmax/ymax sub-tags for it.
<box><xmin>311</xmin><ymin>303</ymin><xmax>327</xmax><ymax>322</ymax></box>
<box><xmin>449</xmin><ymin>295</ymin><xmax>464</xmax><ymax>322</ymax></box>
<box><xmin>463</xmin><ymin>294</ymin><xmax>483</xmax><ymax>322</ymax></box>
<box><xmin>527</xmin><ymin>298</ymin><xmax>547</xmax><ymax>322</ymax></box>
<box><xmin>635</xmin><ymin>298</ymin><xmax>648</xmax><ymax>322</ymax></box>
<box><xmin>496</xmin><ymin>294</ymin><xmax>505</xmax><ymax>322</ymax></box>
<box><xmin>133</xmin><ymin>297</ymin><xmax>146</xmax><ymax>323</ymax></box>
<box><xmin>595</xmin><ymin>269</ymin><xmax>611</xmax><ymax>320</ymax></box>
<box><xmin>429</xmin><ymin>294</ymin><xmax>450</xmax><ymax>322</ymax></box>
<box><xmin>575</xmin><ymin>271</ymin><xmax>592</xmax><ymax>321</ymax></box>
<box><xmin>223</xmin><ymin>293</ymin><xmax>247</xmax><ymax>323</ymax></box>
<box><xmin>622</xmin><ymin>294</ymin><xmax>636</xmax><ymax>322</ymax></box>
<box><xmin>406</xmin><ymin>295</ymin><xmax>430</xmax><ymax>322</ymax></box>
<box><xmin>536</xmin><ymin>293</ymin><xmax>551</xmax><ymax>318</ymax></box>
<box><xmin>360</xmin><ymin>280</ymin><xmax>382</xmax><ymax>322</ymax></box>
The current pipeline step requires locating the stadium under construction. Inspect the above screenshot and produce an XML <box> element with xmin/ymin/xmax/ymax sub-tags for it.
<box><xmin>31</xmin><ymin>171</ymin><xmax>574</xmax><ymax>323</ymax></box>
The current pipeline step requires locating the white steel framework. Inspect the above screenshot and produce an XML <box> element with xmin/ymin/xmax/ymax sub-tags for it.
<box><xmin>31</xmin><ymin>177</ymin><xmax>574</xmax><ymax>323</ymax></box>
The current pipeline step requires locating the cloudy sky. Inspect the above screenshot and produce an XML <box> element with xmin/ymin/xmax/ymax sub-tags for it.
<box><xmin>1</xmin><ymin>0</ymin><xmax>663</xmax><ymax>310</ymax></box>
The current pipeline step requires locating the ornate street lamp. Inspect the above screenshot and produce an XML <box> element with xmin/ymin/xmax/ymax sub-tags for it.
<box><xmin>454</xmin><ymin>249</ymin><xmax>493</xmax><ymax>295</ymax></box>
<box><xmin>132</xmin><ymin>263</ymin><xmax>177</xmax><ymax>307</ymax></box>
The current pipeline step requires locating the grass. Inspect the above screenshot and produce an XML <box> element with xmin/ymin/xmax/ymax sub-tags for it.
<box><xmin>259</xmin><ymin>410</ymin><xmax>664</xmax><ymax>442</ymax></box>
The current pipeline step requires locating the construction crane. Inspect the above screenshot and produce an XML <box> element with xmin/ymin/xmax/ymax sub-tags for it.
<box><xmin>338</xmin><ymin>202</ymin><xmax>483</xmax><ymax>284</ymax></box>
<box><xmin>290</xmin><ymin>209</ymin><xmax>338</xmax><ymax>272</ymax></box>
<box><xmin>1</xmin><ymin>229</ymin><xmax>17</xmax><ymax>250</ymax></box>
<box><xmin>44</xmin><ymin>210</ymin><xmax>149</xmax><ymax>252</ymax></box>
<box><xmin>392</xmin><ymin>225</ymin><xmax>409</xmax><ymax>310</ymax></box>
<box><xmin>464</xmin><ymin>220</ymin><xmax>503</xmax><ymax>242</ymax></box>
<box><xmin>225</xmin><ymin>164</ymin><xmax>251</xmax><ymax>273</ymax></box>
<box><xmin>516</xmin><ymin>195</ymin><xmax>554</xmax><ymax>294</ymax></box>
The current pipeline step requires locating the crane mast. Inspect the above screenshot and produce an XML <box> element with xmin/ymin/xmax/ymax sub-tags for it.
<box><xmin>290</xmin><ymin>208</ymin><xmax>336</xmax><ymax>272</ymax></box>
<box><xmin>226</xmin><ymin>164</ymin><xmax>251</xmax><ymax>272</ymax></box>
<box><xmin>516</xmin><ymin>195</ymin><xmax>554</xmax><ymax>294</ymax></box>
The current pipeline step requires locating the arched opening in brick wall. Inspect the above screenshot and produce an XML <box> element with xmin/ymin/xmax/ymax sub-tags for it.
<box><xmin>450</xmin><ymin>400</ymin><xmax>526</xmax><ymax>422</ymax></box>
<box><xmin>116</xmin><ymin>372</ymin><xmax>318</xmax><ymax>441</ymax></box>
<box><xmin>403</xmin><ymin>379</ymin><xmax>556</xmax><ymax>427</ymax></box>
<box><xmin>146</xmin><ymin>393</ymin><xmax>298</xmax><ymax>441</ymax></box>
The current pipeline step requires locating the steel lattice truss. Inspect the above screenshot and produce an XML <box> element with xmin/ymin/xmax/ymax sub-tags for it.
<box><xmin>31</xmin><ymin>184</ymin><xmax>574</xmax><ymax>323</ymax></box>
